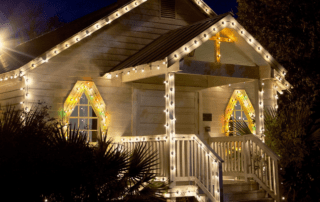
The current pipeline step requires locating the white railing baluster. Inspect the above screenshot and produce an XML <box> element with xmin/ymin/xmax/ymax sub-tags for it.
<box><xmin>187</xmin><ymin>140</ymin><xmax>190</xmax><ymax>177</ymax></box>
<box><xmin>210</xmin><ymin>135</ymin><xmax>280</xmax><ymax>202</ymax></box>
<box><xmin>182</xmin><ymin>140</ymin><xmax>185</xmax><ymax>177</ymax></box>
<box><xmin>121</xmin><ymin>134</ymin><xmax>224</xmax><ymax>202</ymax></box>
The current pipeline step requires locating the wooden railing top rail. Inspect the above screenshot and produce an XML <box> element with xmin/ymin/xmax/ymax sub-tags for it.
<box><xmin>121</xmin><ymin>134</ymin><xmax>167</xmax><ymax>142</ymax></box>
<box><xmin>210</xmin><ymin>134</ymin><xmax>280</xmax><ymax>160</ymax></box>
<box><xmin>175</xmin><ymin>134</ymin><xmax>224</xmax><ymax>163</ymax></box>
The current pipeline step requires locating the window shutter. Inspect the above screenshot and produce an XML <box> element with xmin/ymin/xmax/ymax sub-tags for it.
<box><xmin>161</xmin><ymin>0</ymin><xmax>176</xmax><ymax>19</ymax></box>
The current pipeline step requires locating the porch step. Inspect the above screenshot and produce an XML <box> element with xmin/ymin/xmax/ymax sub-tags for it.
<box><xmin>223</xmin><ymin>180</ymin><xmax>273</xmax><ymax>202</ymax></box>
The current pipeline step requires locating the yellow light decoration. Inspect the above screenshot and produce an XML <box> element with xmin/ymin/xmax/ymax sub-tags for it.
<box><xmin>63</xmin><ymin>81</ymin><xmax>110</xmax><ymax>132</ymax></box>
<box><xmin>224</xmin><ymin>90</ymin><xmax>255</xmax><ymax>136</ymax></box>
<box><xmin>209</xmin><ymin>32</ymin><xmax>232</xmax><ymax>63</ymax></box>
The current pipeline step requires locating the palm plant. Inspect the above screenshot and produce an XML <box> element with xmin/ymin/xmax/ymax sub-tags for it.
<box><xmin>0</xmin><ymin>106</ymin><xmax>168</xmax><ymax>201</ymax></box>
<box><xmin>232</xmin><ymin>120</ymin><xmax>252</xmax><ymax>136</ymax></box>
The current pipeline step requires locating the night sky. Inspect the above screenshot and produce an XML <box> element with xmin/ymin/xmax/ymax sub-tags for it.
<box><xmin>0</xmin><ymin>0</ymin><xmax>237</xmax><ymax>42</ymax></box>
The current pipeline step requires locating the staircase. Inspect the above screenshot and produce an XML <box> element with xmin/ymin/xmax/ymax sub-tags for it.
<box><xmin>223</xmin><ymin>179</ymin><xmax>273</xmax><ymax>202</ymax></box>
<box><xmin>211</xmin><ymin>135</ymin><xmax>281</xmax><ymax>202</ymax></box>
<box><xmin>121</xmin><ymin>134</ymin><xmax>281</xmax><ymax>202</ymax></box>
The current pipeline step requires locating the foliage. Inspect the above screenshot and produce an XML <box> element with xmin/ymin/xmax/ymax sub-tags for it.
<box><xmin>237</xmin><ymin>0</ymin><xmax>320</xmax><ymax>107</ymax></box>
<box><xmin>0</xmin><ymin>106</ymin><xmax>167</xmax><ymax>202</ymax></box>
<box><xmin>232</xmin><ymin>120</ymin><xmax>252</xmax><ymax>136</ymax></box>
<box><xmin>7</xmin><ymin>1</ymin><xmax>65</xmax><ymax>43</ymax></box>
<box><xmin>237</xmin><ymin>0</ymin><xmax>320</xmax><ymax>200</ymax></box>
<box><xmin>264</xmin><ymin>105</ymin><xmax>320</xmax><ymax>201</ymax></box>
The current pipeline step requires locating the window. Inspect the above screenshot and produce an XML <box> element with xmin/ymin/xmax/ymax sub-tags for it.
<box><xmin>69</xmin><ymin>93</ymin><xmax>99</xmax><ymax>142</ymax></box>
<box><xmin>228</xmin><ymin>101</ymin><xmax>249</xmax><ymax>136</ymax></box>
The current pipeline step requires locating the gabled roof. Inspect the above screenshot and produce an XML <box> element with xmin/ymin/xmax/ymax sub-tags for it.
<box><xmin>102</xmin><ymin>13</ymin><xmax>291</xmax><ymax>91</ymax></box>
<box><xmin>107</xmin><ymin>13</ymin><xmax>230</xmax><ymax>72</ymax></box>
<box><xmin>0</xmin><ymin>0</ymin><xmax>216</xmax><ymax>75</ymax></box>
<box><xmin>0</xmin><ymin>1</ymin><xmax>125</xmax><ymax>74</ymax></box>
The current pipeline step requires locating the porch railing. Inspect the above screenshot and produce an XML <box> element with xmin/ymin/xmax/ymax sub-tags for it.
<box><xmin>121</xmin><ymin>134</ymin><xmax>224</xmax><ymax>202</ymax></box>
<box><xmin>210</xmin><ymin>135</ymin><xmax>280</xmax><ymax>202</ymax></box>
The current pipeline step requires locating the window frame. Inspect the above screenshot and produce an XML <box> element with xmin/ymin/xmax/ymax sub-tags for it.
<box><xmin>69</xmin><ymin>93</ymin><xmax>100</xmax><ymax>142</ymax></box>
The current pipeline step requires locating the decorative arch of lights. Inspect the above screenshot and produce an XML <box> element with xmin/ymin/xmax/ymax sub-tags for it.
<box><xmin>224</xmin><ymin>90</ymin><xmax>255</xmax><ymax>136</ymax></box>
<box><xmin>63</xmin><ymin>81</ymin><xmax>110</xmax><ymax>133</ymax></box>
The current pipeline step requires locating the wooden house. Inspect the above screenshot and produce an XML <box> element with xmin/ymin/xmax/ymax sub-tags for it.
<box><xmin>0</xmin><ymin>0</ymin><xmax>290</xmax><ymax>201</ymax></box>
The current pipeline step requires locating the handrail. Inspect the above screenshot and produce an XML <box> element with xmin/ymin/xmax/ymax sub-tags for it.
<box><xmin>121</xmin><ymin>134</ymin><xmax>224</xmax><ymax>202</ymax></box>
<box><xmin>174</xmin><ymin>134</ymin><xmax>224</xmax><ymax>202</ymax></box>
<box><xmin>210</xmin><ymin>134</ymin><xmax>280</xmax><ymax>202</ymax></box>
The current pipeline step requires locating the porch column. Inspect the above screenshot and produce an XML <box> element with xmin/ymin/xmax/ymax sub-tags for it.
<box><xmin>165</xmin><ymin>72</ymin><xmax>176</xmax><ymax>187</ymax></box>
<box><xmin>261</xmin><ymin>78</ymin><xmax>277</xmax><ymax>142</ymax></box>
<box><xmin>255</xmin><ymin>79</ymin><xmax>264</xmax><ymax>139</ymax></box>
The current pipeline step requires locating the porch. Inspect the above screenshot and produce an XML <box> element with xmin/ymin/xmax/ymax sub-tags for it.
<box><xmin>112</xmin><ymin>62</ymin><xmax>282</xmax><ymax>201</ymax></box>
<box><xmin>120</xmin><ymin>134</ymin><xmax>280</xmax><ymax>202</ymax></box>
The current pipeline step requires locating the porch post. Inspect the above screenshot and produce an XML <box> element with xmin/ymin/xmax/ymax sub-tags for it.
<box><xmin>165</xmin><ymin>72</ymin><xmax>176</xmax><ymax>197</ymax></box>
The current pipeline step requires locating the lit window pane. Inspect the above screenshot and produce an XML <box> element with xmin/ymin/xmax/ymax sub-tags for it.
<box><xmin>89</xmin><ymin>107</ymin><xmax>97</xmax><ymax>117</ymax></box>
<box><xmin>70</xmin><ymin>106</ymin><xmax>78</xmax><ymax>117</ymax></box>
<box><xmin>79</xmin><ymin>130</ymin><xmax>88</xmax><ymax>140</ymax></box>
<box><xmin>235</xmin><ymin>101</ymin><xmax>241</xmax><ymax>110</ymax></box>
<box><xmin>236</xmin><ymin>111</ymin><xmax>241</xmax><ymax>119</ymax></box>
<box><xmin>89</xmin><ymin>119</ymin><xmax>98</xmax><ymax>130</ymax></box>
<box><xmin>242</xmin><ymin>112</ymin><xmax>248</xmax><ymax>120</ymax></box>
<box><xmin>70</xmin><ymin>119</ymin><xmax>78</xmax><ymax>128</ymax></box>
<box><xmin>80</xmin><ymin>106</ymin><xmax>88</xmax><ymax>117</ymax></box>
<box><xmin>69</xmin><ymin>92</ymin><xmax>100</xmax><ymax>143</ymax></box>
<box><xmin>90</xmin><ymin>131</ymin><xmax>98</xmax><ymax>142</ymax></box>
<box><xmin>80</xmin><ymin>119</ymin><xmax>88</xmax><ymax>129</ymax></box>
<box><xmin>229</xmin><ymin>100</ymin><xmax>251</xmax><ymax>136</ymax></box>
<box><xmin>80</xmin><ymin>94</ymin><xmax>88</xmax><ymax>104</ymax></box>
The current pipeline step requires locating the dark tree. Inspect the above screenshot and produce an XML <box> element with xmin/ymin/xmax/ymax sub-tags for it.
<box><xmin>237</xmin><ymin>1</ymin><xmax>320</xmax><ymax>200</ymax></box>
<box><xmin>8</xmin><ymin>1</ymin><xmax>65</xmax><ymax>43</ymax></box>
<box><xmin>237</xmin><ymin>0</ymin><xmax>320</xmax><ymax>107</ymax></box>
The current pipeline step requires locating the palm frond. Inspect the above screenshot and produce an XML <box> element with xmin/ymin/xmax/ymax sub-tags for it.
<box><xmin>233</xmin><ymin>120</ymin><xmax>252</xmax><ymax>135</ymax></box>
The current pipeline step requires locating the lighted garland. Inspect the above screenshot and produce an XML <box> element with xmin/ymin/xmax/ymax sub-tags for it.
<box><xmin>224</xmin><ymin>90</ymin><xmax>255</xmax><ymax>136</ymax></box>
<box><xmin>62</xmin><ymin>81</ymin><xmax>110</xmax><ymax>132</ymax></box>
